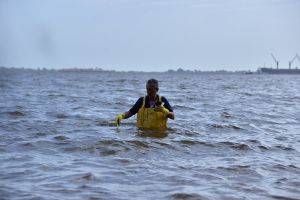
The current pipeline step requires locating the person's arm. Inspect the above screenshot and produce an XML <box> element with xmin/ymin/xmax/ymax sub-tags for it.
<box><xmin>115</xmin><ymin>97</ymin><xmax>142</xmax><ymax>125</ymax></box>
<box><xmin>160</xmin><ymin>96</ymin><xmax>175</xmax><ymax>120</ymax></box>
<box><xmin>167</xmin><ymin>111</ymin><xmax>175</xmax><ymax>120</ymax></box>
<box><xmin>123</xmin><ymin>111</ymin><xmax>133</xmax><ymax>119</ymax></box>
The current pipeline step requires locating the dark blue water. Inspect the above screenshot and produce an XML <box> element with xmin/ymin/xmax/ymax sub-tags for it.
<box><xmin>1</xmin><ymin>69</ymin><xmax>300</xmax><ymax>200</ymax></box>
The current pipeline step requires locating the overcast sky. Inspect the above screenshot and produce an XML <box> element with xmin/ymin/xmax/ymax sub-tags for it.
<box><xmin>0</xmin><ymin>0</ymin><xmax>299</xmax><ymax>71</ymax></box>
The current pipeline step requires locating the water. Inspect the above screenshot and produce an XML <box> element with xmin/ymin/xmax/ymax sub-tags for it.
<box><xmin>1</xmin><ymin>69</ymin><xmax>300</xmax><ymax>200</ymax></box>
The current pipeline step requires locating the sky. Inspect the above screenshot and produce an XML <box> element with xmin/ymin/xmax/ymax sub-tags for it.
<box><xmin>0</xmin><ymin>0</ymin><xmax>300</xmax><ymax>71</ymax></box>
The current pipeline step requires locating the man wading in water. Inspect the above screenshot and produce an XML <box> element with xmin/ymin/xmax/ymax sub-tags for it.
<box><xmin>115</xmin><ymin>79</ymin><xmax>174</xmax><ymax>130</ymax></box>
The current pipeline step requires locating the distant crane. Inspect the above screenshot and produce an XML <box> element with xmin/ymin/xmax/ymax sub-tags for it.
<box><xmin>289</xmin><ymin>54</ymin><xmax>300</xmax><ymax>69</ymax></box>
<box><xmin>271</xmin><ymin>53</ymin><xmax>279</xmax><ymax>69</ymax></box>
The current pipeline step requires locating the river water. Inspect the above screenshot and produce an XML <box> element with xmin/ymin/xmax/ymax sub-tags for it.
<box><xmin>1</xmin><ymin>69</ymin><xmax>300</xmax><ymax>200</ymax></box>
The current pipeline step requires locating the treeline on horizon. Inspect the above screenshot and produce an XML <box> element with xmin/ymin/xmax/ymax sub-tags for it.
<box><xmin>0</xmin><ymin>66</ymin><xmax>255</xmax><ymax>74</ymax></box>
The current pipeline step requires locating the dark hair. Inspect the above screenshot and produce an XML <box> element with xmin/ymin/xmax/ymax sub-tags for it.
<box><xmin>146</xmin><ymin>79</ymin><xmax>159</xmax><ymax>88</ymax></box>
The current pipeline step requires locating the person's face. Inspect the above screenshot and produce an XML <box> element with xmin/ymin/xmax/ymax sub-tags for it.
<box><xmin>146</xmin><ymin>83</ymin><xmax>158</xmax><ymax>97</ymax></box>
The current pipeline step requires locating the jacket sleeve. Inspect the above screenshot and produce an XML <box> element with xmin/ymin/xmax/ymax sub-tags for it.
<box><xmin>129</xmin><ymin>97</ymin><xmax>143</xmax><ymax>115</ymax></box>
<box><xmin>162</xmin><ymin>96</ymin><xmax>173</xmax><ymax>112</ymax></box>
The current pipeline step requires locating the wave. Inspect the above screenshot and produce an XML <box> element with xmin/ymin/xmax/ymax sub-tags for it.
<box><xmin>168</xmin><ymin>193</ymin><xmax>208</xmax><ymax>200</ymax></box>
<box><xmin>55</xmin><ymin>113</ymin><xmax>68</xmax><ymax>119</ymax></box>
<box><xmin>216</xmin><ymin>165</ymin><xmax>263</xmax><ymax>179</ymax></box>
<box><xmin>97</xmin><ymin>121</ymin><xmax>136</xmax><ymax>127</ymax></box>
<box><xmin>172</xmin><ymin>105</ymin><xmax>197</xmax><ymax>110</ymax></box>
<box><xmin>6</xmin><ymin>111</ymin><xmax>26</xmax><ymax>117</ymax></box>
<box><xmin>48</xmin><ymin>93</ymin><xmax>65</xmax><ymax>97</ymax></box>
<box><xmin>208</xmin><ymin>123</ymin><xmax>243</xmax><ymax>130</ymax></box>
<box><xmin>174</xmin><ymin>140</ymin><xmax>252</xmax><ymax>151</ymax></box>
<box><xmin>221</xmin><ymin>112</ymin><xmax>234</xmax><ymax>118</ymax></box>
<box><xmin>270</xmin><ymin>195</ymin><xmax>299</xmax><ymax>200</ymax></box>
<box><xmin>53</xmin><ymin>135</ymin><xmax>70</xmax><ymax>141</ymax></box>
<box><xmin>273</xmin><ymin>145</ymin><xmax>296</xmax><ymax>152</ymax></box>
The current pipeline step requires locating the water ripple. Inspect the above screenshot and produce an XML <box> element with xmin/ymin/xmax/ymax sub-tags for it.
<box><xmin>1</xmin><ymin>71</ymin><xmax>300</xmax><ymax>199</ymax></box>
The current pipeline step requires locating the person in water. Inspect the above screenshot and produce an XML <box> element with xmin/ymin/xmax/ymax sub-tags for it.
<box><xmin>115</xmin><ymin>79</ymin><xmax>175</xmax><ymax>130</ymax></box>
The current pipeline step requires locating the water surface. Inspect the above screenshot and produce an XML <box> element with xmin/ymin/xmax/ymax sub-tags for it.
<box><xmin>1</xmin><ymin>69</ymin><xmax>300</xmax><ymax>199</ymax></box>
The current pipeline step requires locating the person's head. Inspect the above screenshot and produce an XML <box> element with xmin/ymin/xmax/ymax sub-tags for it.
<box><xmin>146</xmin><ymin>79</ymin><xmax>159</xmax><ymax>98</ymax></box>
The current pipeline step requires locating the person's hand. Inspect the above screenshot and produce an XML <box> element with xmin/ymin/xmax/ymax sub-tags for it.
<box><xmin>115</xmin><ymin>113</ymin><xmax>125</xmax><ymax>125</ymax></box>
<box><xmin>155</xmin><ymin>105</ymin><xmax>170</xmax><ymax>115</ymax></box>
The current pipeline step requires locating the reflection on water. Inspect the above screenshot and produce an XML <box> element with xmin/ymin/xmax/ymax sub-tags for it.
<box><xmin>137</xmin><ymin>129</ymin><xmax>169</xmax><ymax>138</ymax></box>
<box><xmin>1</xmin><ymin>69</ymin><xmax>300</xmax><ymax>199</ymax></box>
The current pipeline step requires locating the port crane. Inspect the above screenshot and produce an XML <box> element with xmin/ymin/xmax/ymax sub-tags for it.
<box><xmin>289</xmin><ymin>54</ymin><xmax>300</xmax><ymax>69</ymax></box>
<box><xmin>271</xmin><ymin>53</ymin><xmax>279</xmax><ymax>69</ymax></box>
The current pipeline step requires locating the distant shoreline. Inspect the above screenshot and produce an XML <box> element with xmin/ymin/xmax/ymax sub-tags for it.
<box><xmin>0</xmin><ymin>66</ymin><xmax>255</xmax><ymax>74</ymax></box>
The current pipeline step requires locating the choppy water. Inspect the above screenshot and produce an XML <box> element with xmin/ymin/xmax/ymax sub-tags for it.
<box><xmin>1</xmin><ymin>69</ymin><xmax>300</xmax><ymax>200</ymax></box>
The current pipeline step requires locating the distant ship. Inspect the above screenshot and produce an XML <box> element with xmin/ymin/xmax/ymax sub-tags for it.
<box><xmin>258</xmin><ymin>67</ymin><xmax>300</xmax><ymax>74</ymax></box>
<box><xmin>259</xmin><ymin>54</ymin><xmax>300</xmax><ymax>74</ymax></box>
